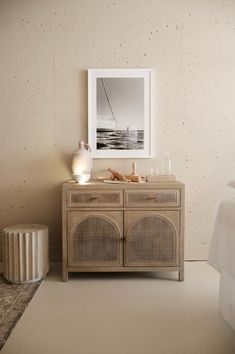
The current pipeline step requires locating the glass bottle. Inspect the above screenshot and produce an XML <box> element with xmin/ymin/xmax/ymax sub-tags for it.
<box><xmin>161</xmin><ymin>151</ymin><xmax>172</xmax><ymax>175</ymax></box>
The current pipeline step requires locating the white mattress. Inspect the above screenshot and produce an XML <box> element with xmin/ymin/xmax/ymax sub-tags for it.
<box><xmin>208</xmin><ymin>198</ymin><xmax>235</xmax><ymax>330</ymax></box>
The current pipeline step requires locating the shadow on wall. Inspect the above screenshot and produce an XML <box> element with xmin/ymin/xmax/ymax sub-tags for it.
<box><xmin>0</xmin><ymin>150</ymin><xmax>73</xmax><ymax>262</ymax></box>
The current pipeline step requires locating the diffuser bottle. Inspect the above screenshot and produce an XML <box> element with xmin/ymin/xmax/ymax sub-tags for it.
<box><xmin>161</xmin><ymin>151</ymin><xmax>172</xmax><ymax>175</ymax></box>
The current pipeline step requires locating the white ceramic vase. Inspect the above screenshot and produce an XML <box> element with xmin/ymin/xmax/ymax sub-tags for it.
<box><xmin>72</xmin><ymin>141</ymin><xmax>92</xmax><ymax>183</ymax></box>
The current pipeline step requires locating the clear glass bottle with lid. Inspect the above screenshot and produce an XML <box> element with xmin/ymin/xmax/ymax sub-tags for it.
<box><xmin>161</xmin><ymin>151</ymin><xmax>172</xmax><ymax>175</ymax></box>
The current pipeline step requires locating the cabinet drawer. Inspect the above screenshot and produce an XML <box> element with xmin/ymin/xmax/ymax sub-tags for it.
<box><xmin>67</xmin><ymin>190</ymin><xmax>123</xmax><ymax>207</ymax></box>
<box><xmin>124</xmin><ymin>189</ymin><xmax>180</xmax><ymax>207</ymax></box>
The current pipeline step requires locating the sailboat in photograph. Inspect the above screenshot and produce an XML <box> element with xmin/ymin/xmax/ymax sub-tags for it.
<box><xmin>97</xmin><ymin>78</ymin><xmax>117</xmax><ymax>132</ymax></box>
<box><xmin>126</xmin><ymin>125</ymin><xmax>138</xmax><ymax>142</ymax></box>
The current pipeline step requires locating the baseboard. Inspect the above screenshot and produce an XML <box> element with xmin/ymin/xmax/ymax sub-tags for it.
<box><xmin>185</xmin><ymin>246</ymin><xmax>210</xmax><ymax>261</ymax></box>
<box><xmin>0</xmin><ymin>248</ymin><xmax>209</xmax><ymax>274</ymax></box>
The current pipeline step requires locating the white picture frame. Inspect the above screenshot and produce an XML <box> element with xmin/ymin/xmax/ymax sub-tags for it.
<box><xmin>88</xmin><ymin>68</ymin><xmax>152</xmax><ymax>158</ymax></box>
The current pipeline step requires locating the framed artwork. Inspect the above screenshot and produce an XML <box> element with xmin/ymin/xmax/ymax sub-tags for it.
<box><xmin>88</xmin><ymin>68</ymin><xmax>152</xmax><ymax>158</ymax></box>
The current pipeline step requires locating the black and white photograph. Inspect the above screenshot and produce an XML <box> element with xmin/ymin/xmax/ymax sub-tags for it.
<box><xmin>88</xmin><ymin>69</ymin><xmax>151</xmax><ymax>158</ymax></box>
<box><xmin>96</xmin><ymin>77</ymin><xmax>144</xmax><ymax>151</ymax></box>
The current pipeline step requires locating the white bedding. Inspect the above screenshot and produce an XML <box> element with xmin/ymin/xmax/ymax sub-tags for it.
<box><xmin>208</xmin><ymin>198</ymin><xmax>235</xmax><ymax>330</ymax></box>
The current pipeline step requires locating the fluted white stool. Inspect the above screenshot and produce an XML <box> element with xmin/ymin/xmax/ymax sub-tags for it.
<box><xmin>3</xmin><ymin>224</ymin><xmax>49</xmax><ymax>283</ymax></box>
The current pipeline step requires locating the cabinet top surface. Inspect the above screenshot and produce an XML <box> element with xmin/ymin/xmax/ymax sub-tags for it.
<box><xmin>63</xmin><ymin>180</ymin><xmax>184</xmax><ymax>189</ymax></box>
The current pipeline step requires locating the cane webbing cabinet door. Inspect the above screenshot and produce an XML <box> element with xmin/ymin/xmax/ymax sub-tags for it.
<box><xmin>62</xmin><ymin>180</ymin><xmax>185</xmax><ymax>282</ymax></box>
<box><xmin>68</xmin><ymin>211</ymin><xmax>123</xmax><ymax>268</ymax></box>
<box><xmin>124</xmin><ymin>211</ymin><xmax>179</xmax><ymax>267</ymax></box>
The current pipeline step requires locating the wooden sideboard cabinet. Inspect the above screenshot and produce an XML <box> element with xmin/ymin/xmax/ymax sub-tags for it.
<box><xmin>62</xmin><ymin>180</ymin><xmax>185</xmax><ymax>282</ymax></box>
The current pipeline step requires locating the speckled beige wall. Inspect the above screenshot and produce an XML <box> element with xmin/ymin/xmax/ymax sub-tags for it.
<box><xmin>1</xmin><ymin>0</ymin><xmax>235</xmax><ymax>261</ymax></box>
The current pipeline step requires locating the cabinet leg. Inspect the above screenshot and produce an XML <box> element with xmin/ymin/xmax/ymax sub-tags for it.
<box><xmin>178</xmin><ymin>270</ymin><xmax>184</xmax><ymax>282</ymax></box>
<box><xmin>63</xmin><ymin>269</ymin><xmax>68</xmax><ymax>282</ymax></box>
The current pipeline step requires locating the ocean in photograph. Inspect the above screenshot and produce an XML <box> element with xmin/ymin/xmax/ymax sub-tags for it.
<box><xmin>97</xmin><ymin>130</ymin><xmax>144</xmax><ymax>150</ymax></box>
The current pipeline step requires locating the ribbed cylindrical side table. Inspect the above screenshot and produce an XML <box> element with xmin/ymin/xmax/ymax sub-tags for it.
<box><xmin>3</xmin><ymin>224</ymin><xmax>49</xmax><ymax>283</ymax></box>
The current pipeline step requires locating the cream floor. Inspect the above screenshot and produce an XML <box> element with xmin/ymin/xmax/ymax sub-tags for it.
<box><xmin>1</xmin><ymin>262</ymin><xmax>235</xmax><ymax>354</ymax></box>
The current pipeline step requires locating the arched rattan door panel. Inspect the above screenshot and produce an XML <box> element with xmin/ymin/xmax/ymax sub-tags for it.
<box><xmin>124</xmin><ymin>211</ymin><xmax>179</xmax><ymax>266</ymax></box>
<box><xmin>68</xmin><ymin>211</ymin><xmax>123</xmax><ymax>267</ymax></box>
